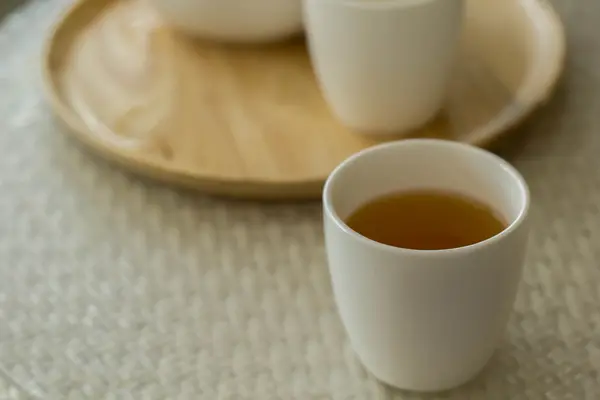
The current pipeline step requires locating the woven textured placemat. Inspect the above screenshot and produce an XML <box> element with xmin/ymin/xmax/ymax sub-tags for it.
<box><xmin>1</xmin><ymin>0</ymin><xmax>599</xmax><ymax>398</ymax></box>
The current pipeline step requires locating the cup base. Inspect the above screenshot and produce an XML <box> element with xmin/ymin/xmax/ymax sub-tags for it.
<box><xmin>359</xmin><ymin>349</ymin><xmax>495</xmax><ymax>393</ymax></box>
<box><xmin>333</xmin><ymin>103</ymin><xmax>443</xmax><ymax>137</ymax></box>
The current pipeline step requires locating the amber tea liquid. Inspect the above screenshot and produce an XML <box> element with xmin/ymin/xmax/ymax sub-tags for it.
<box><xmin>345</xmin><ymin>190</ymin><xmax>507</xmax><ymax>250</ymax></box>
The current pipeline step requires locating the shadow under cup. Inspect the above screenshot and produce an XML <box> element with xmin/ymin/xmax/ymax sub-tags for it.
<box><xmin>322</xmin><ymin>139</ymin><xmax>530</xmax><ymax>392</ymax></box>
<box><xmin>324</xmin><ymin>139</ymin><xmax>528</xmax><ymax>234</ymax></box>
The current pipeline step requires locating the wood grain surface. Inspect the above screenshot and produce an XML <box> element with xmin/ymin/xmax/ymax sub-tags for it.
<box><xmin>43</xmin><ymin>0</ymin><xmax>565</xmax><ymax>199</ymax></box>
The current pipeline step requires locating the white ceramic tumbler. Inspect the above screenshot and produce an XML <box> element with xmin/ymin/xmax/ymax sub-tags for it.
<box><xmin>304</xmin><ymin>0</ymin><xmax>464</xmax><ymax>134</ymax></box>
<box><xmin>323</xmin><ymin>139</ymin><xmax>530</xmax><ymax>392</ymax></box>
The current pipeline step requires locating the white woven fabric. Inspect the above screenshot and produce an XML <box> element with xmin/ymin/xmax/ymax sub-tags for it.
<box><xmin>1</xmin><ymin>0</ymin><xmax>599</xmax><ymax>398</ymax></box>
<box><xmin>0</xmin><ymin>372</ymin><xmax>28</xmax><ymax>400</ymax></box>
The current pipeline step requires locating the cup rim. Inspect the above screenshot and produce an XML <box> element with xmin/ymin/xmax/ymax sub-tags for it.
<box><xmin>311</xmin><ymin>0</ymin><xmax>448</xmax><ymax>10</ymax></box>
<box><xmin>322</xmin><ymin>138</ymin><xmax>530</xmax><ymax>257</ymax></box>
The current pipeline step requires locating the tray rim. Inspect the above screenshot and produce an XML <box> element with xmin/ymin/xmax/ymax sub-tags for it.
<box><xmin>41</xmin><ymin>0</ymin><xmax>566</xmax><ymax>200</ymax></box>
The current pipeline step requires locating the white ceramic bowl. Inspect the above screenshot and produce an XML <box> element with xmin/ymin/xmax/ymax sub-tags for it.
<box><xmin>147</xmin><ymin>0</ymin><xmax>303</xmax><ymax>43</ymax></box>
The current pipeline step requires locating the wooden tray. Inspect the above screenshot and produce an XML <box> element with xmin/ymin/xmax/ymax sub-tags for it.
<box><xmin>43</xmin><ymin>0</ymin><xmax>565</xmax><ymax>200</ymax></box>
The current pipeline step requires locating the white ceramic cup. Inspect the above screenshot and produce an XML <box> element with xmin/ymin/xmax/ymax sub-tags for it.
<box><xmin>304</xmin><ymin>0</ymin><xmax>464</xmax><ymax>134</ymax></box>
<box><xmin>323</xmin><ymin>139</ymin><xmax>530</xmax><ymax>392</ymax></box>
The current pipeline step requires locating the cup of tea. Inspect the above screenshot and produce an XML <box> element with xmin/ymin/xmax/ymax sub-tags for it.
<box><xmin>304</xmin><ymin>0</ymin><xmax>464</xmax><ymax>134</ymax></box>
<box><xmin>322</xmin><ymin>139</ymin><xmax>530</xmax><ymax>392</ymax></box>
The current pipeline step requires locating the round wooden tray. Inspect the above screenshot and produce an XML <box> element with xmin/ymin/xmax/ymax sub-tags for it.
<box><xmin>43</xmin><ymin>0</ymin><xmax>565</xmax><ymax>200</ymax></box>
